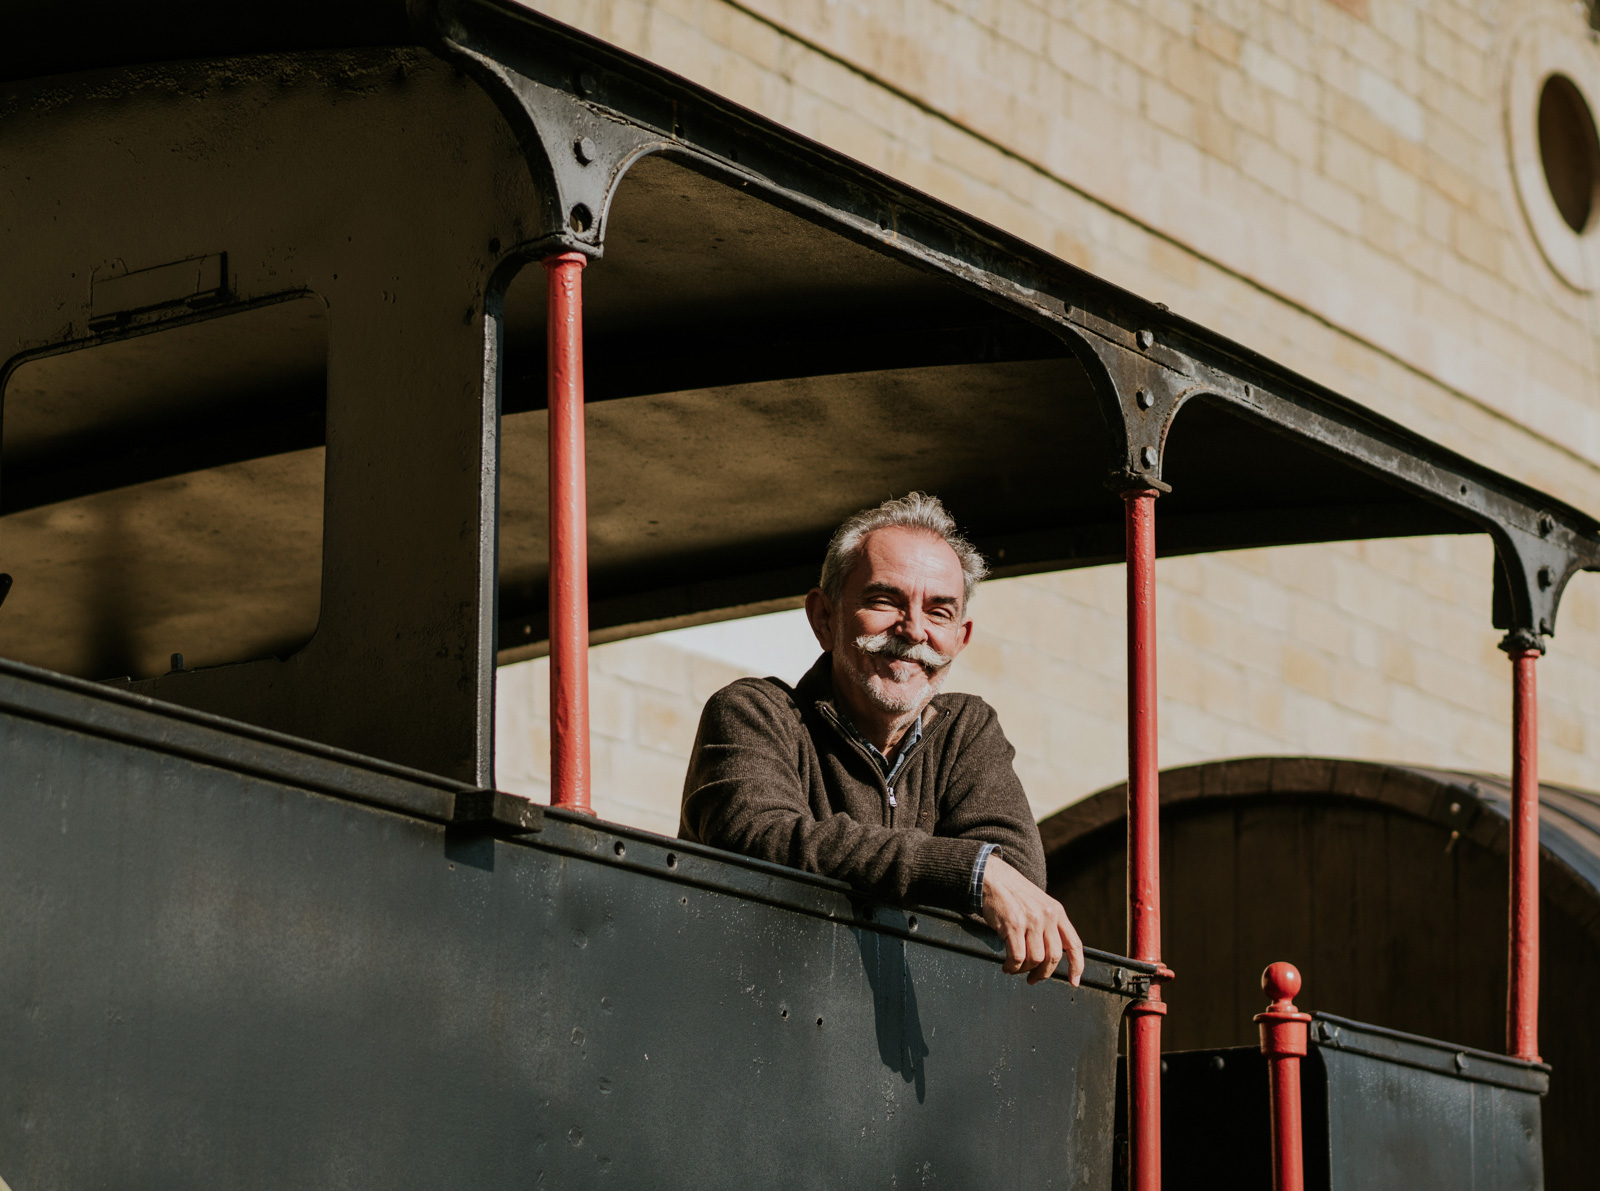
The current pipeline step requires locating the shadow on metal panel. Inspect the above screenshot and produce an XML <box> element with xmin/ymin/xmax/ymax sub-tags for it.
<box><xmin>0</xmin><ymin>662</ymin><xmax>1136</xmax><ymax>1189</ymax></box>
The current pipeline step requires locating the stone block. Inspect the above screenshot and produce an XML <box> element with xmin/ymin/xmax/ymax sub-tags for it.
<box><xmin>1195</xmin><ymin>13</ymin><xmax>1241</xmax><ymax>64</ymax></box>
<box><xmin>1281</xmin><ymin>642</ymin><xmax>1333</xmax><ymax>699</ymax></box>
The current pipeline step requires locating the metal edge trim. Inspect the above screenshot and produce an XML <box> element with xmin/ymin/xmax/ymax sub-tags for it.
<box><xmin>1312</xmin><ymin>1012</ymin><xmax>1551</xmax><ymax>1093</ymax></box>
<box><xmin>0</xmin><ymin>659</ymin><xmax>467</xmax><ymax>821</ymax></box>
<box><xmin>526</xmin><ymin>808</ymin><xmax>1152</xmax><ymax>994</ymax></box>
<box><xmin>0</xmin><ymin>662</ymin><xmax>1146</xmax><ymax>992</ymax></box>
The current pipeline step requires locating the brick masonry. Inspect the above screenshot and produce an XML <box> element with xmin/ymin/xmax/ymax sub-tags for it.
<box><xmin>495</xmin><ymin>0</ymin><xmax>1600</xmax><ymax>836</ymax></box>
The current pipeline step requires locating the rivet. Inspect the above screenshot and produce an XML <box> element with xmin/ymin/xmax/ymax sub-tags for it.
<box><xmin>1136</xmin><ymin>329</ymin><xmax>1154</xmax><ymax>350</ymax></box>
<box><xmin>1539</xmin><ymin>565</ymin><xmax>1554</xmax><ymax>589</ymax></box>
<box><xmin>1141</xmin><ymin>446</ymin><xmax>1159</xmax><ymax>468</ymax></box>
<box><xmin>1539</xmin><ymin>512</ymin><xmax>1555</xmax><ymax>537</ymax></box>
<box><xmin>488</xmin><ymin>237</ymin><xmax>501</xmax><ymax>255</ymax></box>
<box><xmin>577</xmin><ymin>71</ymin><xmax>597</xmax><ymax>95</ymax></box>
<box><xmin>1136</xmin><ymin>388</ymin><xmax>1154</xmax><ymax>410</ymax></box>
<box><xmin>1449</xmin><ymin>801</ymin><xmax>1460</xmax><ymax>814</ymax></box>
<box><xmin>1210</xmin><ymin>1055</ymin><xmax>1226</xmax><ymax>1071</ymax></box>
<box><xmin>574</xmin><ymin>135</ymin><xmax>598</xmax><ymax>165</ymax></box>
<box><xmin>569</xmin><ymin>203</ymin><xmax>594</xmax><ymax>233</ymax></box>
<box><xmin>613</xmin><ymin>840</ymin><xmax>626</xmax><ymax>857</ymax></box>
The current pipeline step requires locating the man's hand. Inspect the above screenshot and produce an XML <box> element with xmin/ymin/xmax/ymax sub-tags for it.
<box><xmin>981</xmin><ymin>856</ymin><xmax>1085</xmax><ymax>986</ymax></box>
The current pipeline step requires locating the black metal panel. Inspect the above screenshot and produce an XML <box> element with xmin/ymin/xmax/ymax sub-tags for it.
<box><xmin>1312</xmin><ymin>1015</ymin><xmax>1547</xmax><ymax>1191</ymax></box>
<box><xmin>0</xmin><ymin>667</ymin><xmax>1137</xmax><ymax>1189</ymax></box>
<box><xmin>1117</xmin><ymin>1023</ymin><xmax>1546</xmax><ymax>1191</ymax></box>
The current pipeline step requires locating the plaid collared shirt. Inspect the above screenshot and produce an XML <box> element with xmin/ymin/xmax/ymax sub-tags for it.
<box><xmin>838</xmin><ymin>710</ymin><xmax>1000</xmax><ymax>915</ymax></box>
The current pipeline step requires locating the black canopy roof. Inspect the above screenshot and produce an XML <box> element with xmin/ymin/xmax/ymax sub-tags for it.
<box><xmin>1</xmin><ymin>0</ymin><xmax>1595</xmax><ymax>776</ymax></box>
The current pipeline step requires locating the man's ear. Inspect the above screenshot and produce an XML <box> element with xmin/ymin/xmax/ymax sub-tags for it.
<box><xmin>952</xmin><ymin>614</ymin><xmax>975</xmax><ymax>655</ymax></box>
<box><xmin>804</xmin><ymin>588</ymin><xmax>835</xmax><ymax>652</ymax></box>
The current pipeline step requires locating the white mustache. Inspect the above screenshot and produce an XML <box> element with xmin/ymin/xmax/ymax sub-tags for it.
<box><xmin>854</xmin><ymin>632</ymin><xmax>952</xmax><ymax>671</ymax></box>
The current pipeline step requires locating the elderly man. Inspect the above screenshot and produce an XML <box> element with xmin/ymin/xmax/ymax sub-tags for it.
<box><xmin>680</xmin><ymin>493</ymin><xmax>1084</xmax><ymax>986</ymax></box>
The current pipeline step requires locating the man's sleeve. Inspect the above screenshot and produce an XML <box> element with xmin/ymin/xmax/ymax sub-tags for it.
<box><xmin>933</xmin><ymin>701</ymin><xmax>1049</xmax><ymax>890</ymax></box>
<box><xmin>680</xmin><ymin>681</ymin><xmax>988</xmax><ymax>911</ymax></box>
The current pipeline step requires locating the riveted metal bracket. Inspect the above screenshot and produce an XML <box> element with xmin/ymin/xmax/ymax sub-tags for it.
<box><xmin>1492</xmin><ymin>517</ymin><xmax>1584</xmax><ymax>649</ymax></box>
<box><xmin>1062</xmin><ymin>314</ymin><xmax>1196</xmax><ymax>493</ymax></box>
<box><xmin>436</xmin><ymin>4</ymin><xmax>668</xmax><ymax>257</ymax></box>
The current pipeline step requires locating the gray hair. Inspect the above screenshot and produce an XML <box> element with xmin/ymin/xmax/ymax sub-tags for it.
<box><xmin>819</xmin><ymin>492</ymin><xmax>989</xmax><ymax>608</ymax></box>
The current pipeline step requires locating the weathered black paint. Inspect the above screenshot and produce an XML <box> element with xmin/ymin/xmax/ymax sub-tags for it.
<box><xmin>1122</xmin><ymin>1020</ymin><xmax>1546</xmax><ymax>1191</ymax></box>
<box><xmin>0</xmin><ymin>661</ymin><xmax>1138</xmax><ymax>1189</ymax></box>
<box><xmin>1311</xmin><ymin>1015</ymin><xmax>1546</xmax><ymax>1190</ymax></box>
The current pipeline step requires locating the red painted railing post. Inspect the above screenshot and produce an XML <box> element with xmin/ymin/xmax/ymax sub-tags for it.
<box><xmin>1506</xmin><ymin>643</ymin><xmax>1541</xmax><ymax>1060</ymax></box>
<box><xmin>1256</xmin><ymin>962</ymin><xmax>1311</xmax><ymax>1191</ymax></box>
<box><xmin>544</xmin><ymin>252</ymin><xmax>593</xmax><ymax>814</ymax></box>
<box><xmin>1124</xmin><ymin>488</ymin><xmax>1167</xmax><ymax>1191</ymax></box>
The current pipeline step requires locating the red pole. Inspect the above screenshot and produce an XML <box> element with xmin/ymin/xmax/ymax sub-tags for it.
<box><xmin>1256</xmin><ymin>962</ymin><xmax>1311</xmax><ymax>1191</ymax></box>
<box><xmin>1507</xmin><ymin>646</ymin><xmax>1541</xmax><ymax>1059</ymax></box>
<box><xmin>545</xmin><ymin>252</ymin><xmax>593</xmax><ymax>814</ymax></box>
<box><xmin>1124</xmin><ymin>488</ymin><xmax>1165</xmax><ymax>1191</ymax></box>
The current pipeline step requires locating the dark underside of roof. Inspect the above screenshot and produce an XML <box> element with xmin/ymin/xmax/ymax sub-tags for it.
<box><xmin>492</xmin><ymin>155</ymin><xmax>1477</xmax><ymax>648</ymax></box>
<box><xmin>0</xmin><ymin>1</ymin><xmax>416</xmax><ymax>82</ymax></box>
<box><xmin>0</xmin><ymin>33</ymin><xmax>1497</xmax><ymax>681</ymax></box>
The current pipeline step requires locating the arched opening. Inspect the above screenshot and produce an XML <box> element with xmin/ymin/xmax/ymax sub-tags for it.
<box><xmin>1042</xmin><ymin>757</ymin><xmax>1600</xmax><ymax>1190</ymax></box>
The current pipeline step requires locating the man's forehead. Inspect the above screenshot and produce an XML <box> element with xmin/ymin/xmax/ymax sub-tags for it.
<box><xmin>853</xmin><ymin>528</ymin><xmax>965</xmax><ymax>593</ymax></box>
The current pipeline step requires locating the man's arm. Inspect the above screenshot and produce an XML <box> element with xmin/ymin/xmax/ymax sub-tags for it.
<box><xmin>679</xmin><ymin>681</ymin><xmax>988</xmax><ymax>911</ymax></box>
<box><xmin>936</xmin><ymin>700</ymin><xmax>1085</xmax><ymax>985</ymax></box>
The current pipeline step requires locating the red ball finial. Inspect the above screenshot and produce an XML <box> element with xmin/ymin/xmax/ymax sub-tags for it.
<box><xmin>1262</xmin><ymin>961</ymin><xmax>1302</xmax><ymax>1005</ymax></box>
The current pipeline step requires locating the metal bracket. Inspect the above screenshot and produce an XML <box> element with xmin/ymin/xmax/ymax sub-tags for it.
<box><xmin>1491</xmin><ymin>516</ymin><xmax>1585</xmax><ymax>646</ymax></box>
<box><xmin>451</xmin><ymin>787</ymin><xmax>546</xmax><ymax>834</ymax></box>
<box><xmin>1060</xmin><ymin>318</ymin><xmax>1195</xmax><ymax>492</ymax></box>
<box><xmin>437</xmin><ymin>11</ymin><xmax>666</xmax><ymax>257</ymax></box>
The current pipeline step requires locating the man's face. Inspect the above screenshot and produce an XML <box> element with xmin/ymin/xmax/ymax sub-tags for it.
<box><xmin>808</xmin><ymin>527</ymin><xmax>974</xmax><ymax>716</ymax></box>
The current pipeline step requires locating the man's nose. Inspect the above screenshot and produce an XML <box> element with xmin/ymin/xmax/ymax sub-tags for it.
<box><xmin>895</xmin><ymin>606</ymin><xmax>931</xmax><ymax>642</ymax></box>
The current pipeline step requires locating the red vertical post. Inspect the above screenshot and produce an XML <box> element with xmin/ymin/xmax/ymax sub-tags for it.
<box><xmin>1507</xmin><ymin>646</ymin><xmax>1541</xmax><ymax>1060</ymax></box>
<box><xmin>1256</xmin><ymin>962</ymin><xmax>1311</xmax><ymax>1191</ymax></box>
<box><xmin>545</xmin><ymin>251</ymin><xmax>593</xmax><ymax>814</ymax></box>
<box><xmin>1124</xmin><ymin>488</ymin><xmax>1165</xmax><ymax>1191</ymax></box>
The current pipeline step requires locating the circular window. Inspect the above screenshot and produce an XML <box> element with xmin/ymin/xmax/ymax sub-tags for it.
<box><xmin>1505</xmin><ymin>22</ymin><xmax>1600</xmax><ymax>292</ymax></box>
<box><xmin>1537</xmin><ymin>74</ymin><xmax>1600</xmax><ymax>233</ymax></box>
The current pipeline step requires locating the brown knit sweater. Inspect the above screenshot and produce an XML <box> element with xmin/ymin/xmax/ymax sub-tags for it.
<box><xmin>679</xmin><ymin>653</ymin><xmax>1048</xmax><ymax>912</ymax></box>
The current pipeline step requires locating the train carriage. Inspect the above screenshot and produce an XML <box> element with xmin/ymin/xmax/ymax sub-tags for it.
<box><xmin>0</xmin><ymin>2</ymin><xmax>1590</xmax><ymax>1187</ymax></box>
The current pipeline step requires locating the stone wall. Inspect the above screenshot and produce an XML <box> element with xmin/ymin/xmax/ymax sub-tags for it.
<box><xmin>495</xmin><ymin>0</ymin><xmax>1600</xmax><ymax>834</ymax></box>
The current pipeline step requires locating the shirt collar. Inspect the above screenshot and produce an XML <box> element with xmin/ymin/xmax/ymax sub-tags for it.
<box><xmin>838</xmin><ymin>707</ymin><xmax>923</xmax><ymax>774</ymax></box>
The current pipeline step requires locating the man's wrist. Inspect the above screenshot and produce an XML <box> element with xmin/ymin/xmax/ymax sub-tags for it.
<box><xmin>970</xmin><ymin>843</ymin><xmax>1002</xmax><ymax>914</ymax></box>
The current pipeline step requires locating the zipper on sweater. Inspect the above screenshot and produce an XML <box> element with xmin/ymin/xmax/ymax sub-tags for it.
<box><xmin>817</xmin><ymin>703</ymin><xmax>941</xmax><ymax>826</ymax></box>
